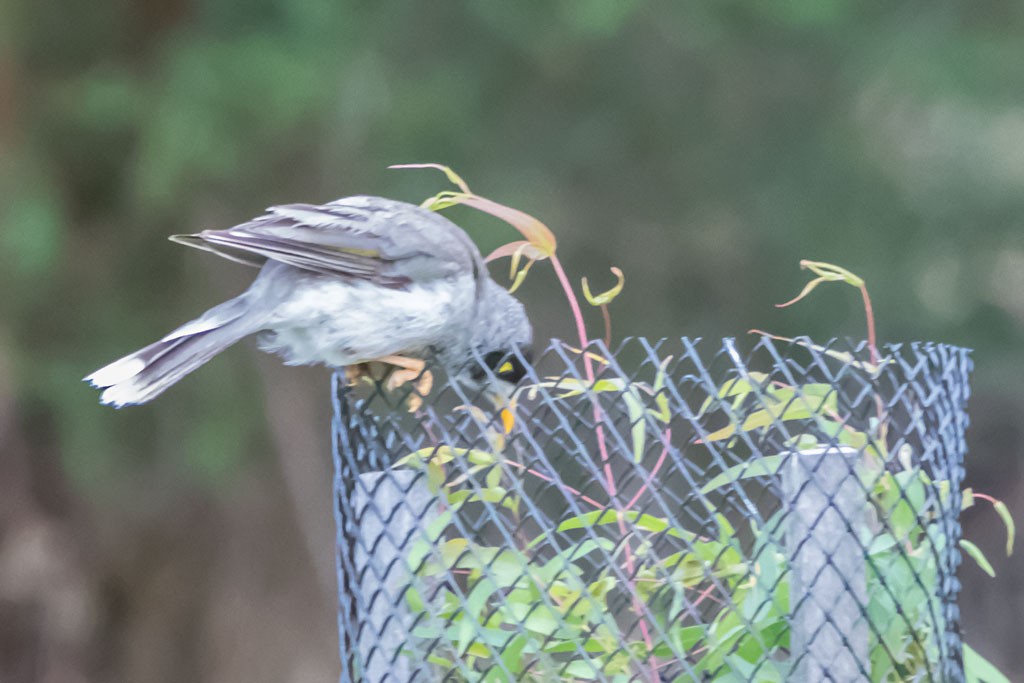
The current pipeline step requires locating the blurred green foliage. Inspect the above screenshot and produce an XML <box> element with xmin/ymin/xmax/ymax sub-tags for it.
<box><xmin>2</xmin><ymin>0</ymin><xmax>1023</xmax><ymax>676</ymax></box>
<box><xmin>6</xmin><ymin>0</ymin><xmax>1024</xmax><ymax>511</ymax></box>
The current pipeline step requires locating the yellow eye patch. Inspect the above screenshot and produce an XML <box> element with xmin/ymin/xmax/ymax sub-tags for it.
<box><xmin>498</xmin><ymin>361</ymin><xmax>514</xmax><ymax>374</ymax></box>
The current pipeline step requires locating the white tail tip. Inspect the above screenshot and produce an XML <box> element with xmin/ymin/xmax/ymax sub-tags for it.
<box><xmin>84</xmin><ymin>357</ymin><xmax>146</xmax><ymax>388</ymax></box>
<box><xmin>97</xmin><ymin>381</ymin><xmax>147</xmax><ymax>408</ymax></box>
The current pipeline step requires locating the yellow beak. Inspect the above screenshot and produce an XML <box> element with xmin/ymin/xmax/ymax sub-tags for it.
<box><xmin>500</xmin><ymin>406</ymin><xmax>516</xmax><ymax>434</ymax></box>
<box><xmin>487</xmin><ymin>381</ymin><xmax>518</xmax><ymax>434</ymax></box>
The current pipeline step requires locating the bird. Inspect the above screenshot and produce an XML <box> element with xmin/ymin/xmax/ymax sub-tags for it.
<box><xmin>85</xmin><ymin>195</ymin><xmax>533</xmax><ymax>411</ymax></box>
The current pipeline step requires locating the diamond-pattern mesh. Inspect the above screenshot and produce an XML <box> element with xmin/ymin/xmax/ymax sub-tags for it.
<box><xmin>331</xmin><ymin>337</ymin><xmax>971</xmax><ymax>683</ymax></box>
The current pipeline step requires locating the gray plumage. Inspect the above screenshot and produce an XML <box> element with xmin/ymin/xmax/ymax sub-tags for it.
<box><xmin>86</xmin><ymin>196</ymin><xmax>532</xmax><ymax>407</ymax></box>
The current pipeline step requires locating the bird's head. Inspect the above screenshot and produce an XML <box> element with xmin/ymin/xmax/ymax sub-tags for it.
<box><xmin>465</xmin><ymin>280</ymin><xmax>534</xmax><ymax>429</ymax></box>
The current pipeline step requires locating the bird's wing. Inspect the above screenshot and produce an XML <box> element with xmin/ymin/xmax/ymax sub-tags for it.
<box><xmin>170</xmin><ymin>196</ymin><xmax>482</xmax><ymax>287</ymax></box>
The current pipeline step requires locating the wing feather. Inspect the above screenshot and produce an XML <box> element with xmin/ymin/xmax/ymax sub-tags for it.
<box><xmin>170</xmin><ymin>196</ymin><xmax>481</xmax><ymax>287</ymax></box>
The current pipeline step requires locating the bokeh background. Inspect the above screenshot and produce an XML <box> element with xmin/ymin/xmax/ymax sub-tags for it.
<box><xmin>2</xmin><ymin>2</ymin><xmax>1023</xmax><ymax>681</ymax></box>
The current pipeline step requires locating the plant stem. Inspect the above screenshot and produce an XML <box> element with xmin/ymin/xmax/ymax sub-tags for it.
<box><xmin>601</xmin><ymin>303</ymin><xmax>612</xmax><ymax>348</ymax></box>
<box><xmin>550</xmin><ymin>255</ymin><xmax>617</xmax><ymax>493</ymax></box>
<box><xmin>550</xmin><ymin>255</ymin><xmax>590</xmax><ymax>351</ymax></box>
<box><xmin>502</xmin><ymin>459</ymin><xmax>605</xmax><ymax>510</ymax></box>
<box><xmin>624</xmin><ymin>429</ymin><xmax>672</xmax><ymax>511</ymax></box>
<box><xmin>859</xmin><ymin>282</ymin><xmax>888</xmax><ymax>445</ymax></box>
<box><xmin>860</xmin><ymin>284</ymin><xmax>878</xmax><ymax>365</ymax></box>
<box><xmin>549</xmin><ymin>254</ymin><xmax>657</xmax><ymax>680</ymax></box>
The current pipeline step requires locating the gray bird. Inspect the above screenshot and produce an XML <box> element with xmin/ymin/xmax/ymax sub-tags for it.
<box><xmin>85</xmin><ymin>196</ymin><xmax>533</xmax><ymax>408</ymax></box>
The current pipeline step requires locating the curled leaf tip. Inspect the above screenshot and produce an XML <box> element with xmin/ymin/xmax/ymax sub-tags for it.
<box><xmin>485</xmin><ymin>240</ymin><xmax>532</xmax><ymax>263</ymax></box>
<box><xmin>459</xmin><ymin>196</ymin><xmax>557</xmax><ymax>257</ymax></box>
<box><xmin>798</xmin><ymin>259</ymin><xmax>866</xmax><ymax>287</ymax></box>
<box><xmin>389</xmin><ymin>163</ymin><xmax>471</xmax><ymax>194</ymax></box>
<box><xmin>486</xmin><ymin>241</ymin><xmax>545</xmax><ymax>291</ymax></box>
<box><xmin>777</xmin><ymin>259</ymin><xmax>867</xmax><ymax>308</ymax></box>
<box><xmin>776</xmin><ymin>276</ymin><xmax>826</xmax><ymax>308</ymax></box>
<box><xmin>399</xmin><ymin>161</ymin><xmax>561</xmax><ymax>266</ymax></box>
<box><xmin>582</xmin><ymin>267</ymin><xmax>626</xmax><ymax>306</ymax></box>
<box><xmin>507</xmin><ymin>259</ymin><xmax>534</xmax><ymax>294</ymax></box>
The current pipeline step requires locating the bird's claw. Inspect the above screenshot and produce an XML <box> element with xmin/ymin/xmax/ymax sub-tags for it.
<box><xmin>374</xmin><ymin>356</ymin><xmax>433</xmax><ymax>411</ymax></box>
<box><xmin>344</xmin><ymin>363</ymin><xmax>372</xmax><ymax>386</ymax></box>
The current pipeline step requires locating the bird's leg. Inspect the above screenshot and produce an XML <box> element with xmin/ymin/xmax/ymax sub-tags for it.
<box><xmin>343</xmin><ymin>363</ymin><xmax>371</xmax><ymax>386</ymax></box>
<box><xmin>378</xmin><ymin>355</ymin><xmax>434</xmax><ymax>407</ymax></box>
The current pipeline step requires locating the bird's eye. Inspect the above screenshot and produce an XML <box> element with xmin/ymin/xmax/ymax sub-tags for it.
<box><xmin>477</xmin><ymin>350</ymin><xmax>529</xmax><ymax>384</ymax></box>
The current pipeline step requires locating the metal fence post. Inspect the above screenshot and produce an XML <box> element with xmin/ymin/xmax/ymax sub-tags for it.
<box><xmin>333</xmin><ymin>375</ymin><xmax>440</xmax><ymax>683</ymax></box>
<box><xmin>784</xmin><ymin>445</ymin><xmax>868</xmax><ymax>682</ymax></box>
<box><xmin>350</xmin><ymin>470</ymin><xmax>438</xmax><ymax>683</ymax></box>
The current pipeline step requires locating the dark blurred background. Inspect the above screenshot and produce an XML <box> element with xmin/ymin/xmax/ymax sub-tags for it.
<box><xmin>2</xmin><ymin>2</ymin><xmax>1022</xmax><ymax>681</ymax></box>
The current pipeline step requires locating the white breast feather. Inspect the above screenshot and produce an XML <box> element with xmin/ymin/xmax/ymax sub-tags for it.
<box><xmin>257</xmin><ymin>274</ymin><xmax>475</xmax><ymax>367</ymax></box>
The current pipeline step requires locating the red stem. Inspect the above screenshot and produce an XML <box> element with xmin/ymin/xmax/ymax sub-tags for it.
<box><xmin>550</xmin><ymin>255</ymin><xmax>590</xmax><ymax>351</ymax></box>
<box><xmin>860</xmin><ymin>284</ymin><xmax>878</xmax><ymax>366</ymax></box>
<box><xmin>601</xmin><ymin>304</ymin><xmax>612</xmax><ymax>348</ymax></box>
<box><xmin>550</xmin><ymin>255</ymin><xmax>618</xmax><ymax>496</ymax></box>
<box><xmin>860</xmin><ymin>282</ymin><xmax>887</xmax><ymax>442</ymax></box>
<box><xmin>691</xmin><ymin>582</ymin><xmax>721</xmax><ymax>608</ymax></box>
<box><xmin>549</xmin><ymin>254</ymin><xmax>656</xmax><ymax>680</ymax></box>
<box><xmin>503</xmin><ymin>459</ymin><xmax>605</xmax><ymax>510</ymax></box>
<box><xmin>624</xmin><ymin>430</ymin><xmax>672</xmax><ymax>511</ymax></box>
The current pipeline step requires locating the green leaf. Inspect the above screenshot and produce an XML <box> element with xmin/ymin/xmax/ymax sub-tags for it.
<box><xmin>964</xmin><ymin>643</ymin><xmax>1011</xmax><ymax>683</ymax></box>
<box><xmin>747</xmin><ymin>332</ymin><xmax>891</xmax><ymax>376</ymax></box>
<box><xmin>499</xmin><ymin>634</ymin><xmax>529</xmax><ymax>675</ymax></box>
<box><xmin>555</xmin><ymin>509</ymin><xmax>662</xmax><ymax>535</ymax></box>
<box><xmin>697</xmin><ymin>372</ymin><xmax>770</xmax><ymax>416</ymax></box>
<box><xmin>455</xmin><ymin>617</ymin><xmax>478</xmax><ymax>656</ymax></box>
<box><xmin>426</xmin><ymin>653</ymin><xmax>454</xmax><ymax>668</ymax></box>
<box><xmin>426</xmin><ymin>461</ymin><xmax>445</xmax><ymax>492</ymax></box>
<box><xmin>650</xmin><ymin>357</ymin><xmax>673</xmax><ymax>423</ymax></box>
<box><xmin>959</xmin><ymin>539</ymin><xmax>996</xmax><ymax>577</ymax></box>
<box><xmin>963</xmin><ymin>491</ymin><xmax>1015</xmax><ymax>557</ymax></box>
<box><xmin>777</xmin><ymin>260</ymin><xmax>866</xmax><ymax>309</ymax></box>
<box><xmin>652</xmin><ymin>625</ymin><xmax>706</xmax><ymax>656</ymax></box>
<box><xmin>776</xmin><ymin>275</ymin><xmax>828</xmax><ymax>308</ymax></box>
<box><xmin>393</xmin><ymin>445</ymin><xmax>498</xmax><ymax>468</ymax></box>
<box><xmin>700</xmin><ymin>455</ymin><xmax>786</xmax><ymax>495</ymax></box>
<box><xmin>392</xmin><ymin>163</ymin><xmax>557</xmax><ymax>257</ymax></box>
<box><xmin>389</xmin><ymin>162</ymin><xmax>471</xmax><ymax>193</ymax></box>
<box><xmin>526</xmin><ymin>376</ymin><xmax>625</xmax><ymax>400</ymax></box>
<box><xmin>994</xmin><ymin>500</ymin><xmax>1015</xmax><ymax>556</ymax></box>
<box><xmin>405</xmin><ymin>584</ymin><xmax>426</xmax><ymax>613</ymax></box>
<box><xmin>526</xmin><ymin>509</ymin><xmax>695</xmax><ymax>550</ymax></box>
<box><xmin>581</xmin><ymin>267</ymin><xmax>625</xmax><ymax>306</ymax></box>
<box><xmin>623</xmin><ymin>387</ymin><xmax>647</xmax><ymax>463</ymax></box>
<box><xmin>566</xmin><ymin>538</ymin><xmax>616</xmax><ymax>562</ymax></box>
<box><xmin>562</xmin><ymin>659</ymin><xmax>602</xmax><ymax>679</ymax></box>
<box><xmin>464</xmin><ymin>577</ymin><xmax>501</xmax><ymax>622</ymax></box>
<box><xmin>509</xmin><ymin>603</ymin><xmax>562</xmax><ymax>636</ymax></box>
<box><xmin>884</xmin><ymin>469</ymin><xmax>929</xmax><ymax>541</ymax></box>
<box><xmin>701</xmin><ymin>388</ymin><xmax>837</xmax><ymax>442</ymax></box>
<box><xmin>801</xmin><ymin>259</ymin><xmax>865</xmax><ymax>287</ymax></box>
<box><xmin>484</xmin><ymin>466</ymin><xmax>503</xmax><ymax>493</ymax></box>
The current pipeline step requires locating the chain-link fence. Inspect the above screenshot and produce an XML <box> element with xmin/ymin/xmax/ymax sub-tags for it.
<box><xmin>331</xmin><ymin>336</ymin><xmax>971</xmax><ymax>682</ymax></box>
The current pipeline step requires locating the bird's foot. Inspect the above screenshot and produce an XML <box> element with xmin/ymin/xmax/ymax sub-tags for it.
<box><xmin>344</xmin><ymin>363</ymin><xmax>372</xmax><ymax>386</ymax></box>
<box><xmin>378</xmin><ymin>355</ymin><xmax>434</xmax><ymax>411</ymax></box>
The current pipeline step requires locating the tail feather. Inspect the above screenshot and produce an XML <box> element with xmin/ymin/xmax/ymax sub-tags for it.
<box><xmin>86</xmin><ymin>297</ymin><xmax>257</xmax><ymax>407</ymax></box>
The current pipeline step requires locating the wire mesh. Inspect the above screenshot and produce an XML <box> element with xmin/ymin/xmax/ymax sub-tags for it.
<box><xmin>331</xmin><ymin>336</ymin><xmax>971</xmax><ymax>683</ymax></box>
